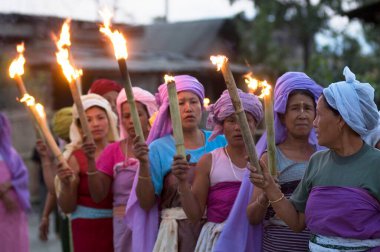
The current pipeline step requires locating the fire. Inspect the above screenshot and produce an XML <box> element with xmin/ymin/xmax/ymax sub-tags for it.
<box><xmin>20</xmin><ymin>94</ymin><xmax>35</xmax><ymax>107</ymax></box>
<box><xmin>210</xmin><ymin>55</ymin><xmax>228</xmax><ymax>71</ymax></box>
<box><xmin>203</xmin><ymin>98</ymin><xmax>210</xmax><ymax>108</ymax></box>
<box><xmin>164</xmin><ymin>74</ymin><xmax>175</xmax><ymax>84</ymax></box>
<box><xmin>9</xmin><ymin>42</ymin><xmax>26</xmax><ymax>78</ymax></box>
<box><xmin>55</xmin><ymin>19</ymin><xmax>83</xmax><ymax>83</ymax></box>
<box><xmin>259</xmin><ymin>80</ymin><xmax>271</xmax><ymax>99</ymax></box>
<box><xmin>35</xmin><ymin>103</ymin><xmax>46</xmax><ymax>118</ymax></box>
<box><xmin>244</xmin><ymin>72</ymin><xmax>259</xmax><ymax>92</ymax></box>
<box><xmin>99</xmin><ymin>9</ymin><xmax>128</xmax><ymax>60</ymax></box>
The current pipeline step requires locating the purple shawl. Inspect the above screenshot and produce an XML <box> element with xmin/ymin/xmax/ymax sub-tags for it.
<box><xmin>146</xmin><ymin>75</ymin><xmax>205</xmax><ymax>144</ymax></box>
<box><xmin>207</xmin><ymin>181</ymin><xmax>242</xmax><ymax>223</ymax></box>
<box><xmin>306</xmin><ymin>186</ymin><xmax>380</xmax><ymax>239</ymax></box>
<box><xmin>0</xmin><ymin>113</ymin><xmax>30</xmax><ymax>211</ymax></box>
<box><xmin>214</xmin><ymin>72</ymin><xmax>323</xmax><ymax>252</ymax></box>
<box><xmin>207</xmin><ymin>89</ymin><xmax>263</xmax><ymax>141</ymax></box>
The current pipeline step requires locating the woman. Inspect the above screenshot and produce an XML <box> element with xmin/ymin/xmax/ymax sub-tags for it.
<box><xmin>246</xmin><ymin>72</ymin><xmax>323</xmax><ymax>251</ymax></box>
<box><xmin>172</xmin><ymin>89</ymin><xmax>263</xmax><ymax>251</ymax></box>
<box><xmin>88</xmin><ymin>78</ymin><xmax>122</xmax><ymax>114</ymax></box>
<box><xmin>132</xmin><ymin>75</ymin><xmax>227</xmax><ymax>252</ymax></box>
<box><xmin>56</xmin><ymin>93</ymin><xmax>119</xmax><ymax>252</ymax></box>
<box><xmin>0</xmin><ymin>112</ymin><xmax>30</xmax><ymax>252</ymax></box>
<box><xmin>251</xmin><ymin>67</ymin><xmax>380</xmax><ymax>251</ymax></box>
<box><xmin>85</xmin><ymin>87</ymin><xmax>157</xmax><ymax>252</ymax></box>
<box><xmin>214</xmin><ymin>72</ymin><xmax>323</xmax><ymax>252</ymax></box>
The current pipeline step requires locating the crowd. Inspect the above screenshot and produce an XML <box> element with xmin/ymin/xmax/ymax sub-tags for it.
<box><xmin>1</xmin><ymin>67</ymin><xmax>380</xmax><ymax>252</ymax></box>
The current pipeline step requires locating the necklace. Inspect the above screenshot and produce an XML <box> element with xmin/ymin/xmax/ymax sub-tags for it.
<box><xmin>224</xmin><ymin>146</ymin><xmax>243</xmax><ymax>182</ymax></box>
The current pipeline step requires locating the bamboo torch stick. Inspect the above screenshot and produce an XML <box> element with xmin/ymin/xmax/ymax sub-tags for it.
<box><xmin>210</xmin><ymin>55</ymin><xmax>261</xmax><ymax>173</ymax></box>
<box><xmin>99</xmin><ymin>9</ymin><xmax>144</xmax><ymax>142</ymax></box>
<box><xmin>164</xmin><ymin>75</ymin><xmax>186</xmax><ymax>157</ymax></box>
<box><xmin>54</xmin><ymin>19</ymin><xmax>94</xmax><ymax>144</ymax></box>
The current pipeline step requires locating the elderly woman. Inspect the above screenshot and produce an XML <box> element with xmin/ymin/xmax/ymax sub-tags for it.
<box><xmin>131</xmin><ymin>75</ymin><xmax>227</xmax><ymax>252</ymax></box>
<box><xmin>0</xmin><ymin>113</ymin><xmax>30</xmax><ymax>252</ymax></box>
<box><xmin>172</xmin><ymin>89</ymin><xmax>263</xmax><ymax>252</ymax></box>
<box><xmin>250</xmin><ymin>67</ymin><xmax>380</xmax><ymax>251</ymax></box>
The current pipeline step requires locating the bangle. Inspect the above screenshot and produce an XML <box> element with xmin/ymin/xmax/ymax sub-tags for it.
<box><xmin>86</xmin><ymin>170</ymin><xmax>98</xmax><ymax>176</ymax></box>
<box><xmin>269</xmin><ymin>193</ymin><xmax>285</xmax><ymax>205</ymax></box>
<box><xmin>138</xmin><ymin>175</ymin><xmax>151</xmax><ymax>180</ymax></box>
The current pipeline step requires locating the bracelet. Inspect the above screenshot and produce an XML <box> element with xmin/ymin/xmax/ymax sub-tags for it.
<box><xmin>86</xmin><ymin>170</ymin><xmax>98</xmax><ymax>176</ymax></box>
<box><xmin>269</xmin><ymin>193</ymin><xmax>285</xmax><ymax>205</ymax></box>
<box><xmin>138</xmin><ymin>175</ymin><xmax>151</xmax><ymax>180</ymax></box>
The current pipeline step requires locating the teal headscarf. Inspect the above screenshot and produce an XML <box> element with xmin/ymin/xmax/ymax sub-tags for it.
<box><xmin>323</xmin><ymin>66</ymin><xmax>379</xmax><ymax>136</ymax></box>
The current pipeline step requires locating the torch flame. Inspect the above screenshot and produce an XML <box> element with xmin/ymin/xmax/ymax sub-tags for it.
<box><xmin>99</xmin><ymin>9</ymin><xmax>128</xmax><ymax>60</ymax></box>
<box><xmin>164</xmin><ymin>74</ymin><xmax>175</xmax><ymax>84</ymax></box>
<box><xmin>35</xmin><ymin>103</ymin><xmax>46</xmax><ymax>118</ymax></box>
<box><xmin>55</xmin><ymin>19</ymin><xmax>83</xmax><ymax>83</ymax></box>
<box><xmin>244</xmin><ymin>72</ymin><xmax>259</xmax><ymax>92</ymax></box>
<box><xmin>9</xmin><ymin>42</ymin><xmax>26</xmax><ymax>78</ymax></box>
<box><xmin>210</xmin><ymin>55</ymin><xmax>228</xmax><ymax>71</ymax></box>
<box><xmin>259</xmin><ymin>80</ymin><xmax>271</xmax><ymax>99</ymax></box>
<box><xmin>203</xmin><ymin>98</ymin><xmax>210</xmax><ymax>108</ymax></box>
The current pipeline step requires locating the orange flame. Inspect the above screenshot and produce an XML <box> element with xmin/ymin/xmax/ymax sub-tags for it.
<box><xmin>210</xmin><ymin>55</ymin><xmax>228</xmax><ymax>71</ymax></box>
<box><xmin>20</xmin><ymin>94</ymin><xmax>35</xmax><ymax>107</ymax></box>
<box><xmin>99</xmin><ymin>9</ymin><xmax>128</xmax><ymax>60</ymax></box>
<box><xmin>259</xmin><ymin>80</ymin><xmax>271</xmax><ymax>99</ymax></box>
<box><xmin>55</xmin><ymin>19</ymin><xmax>82</xmax><ymax>83</ymax></box>
<box><xmin>9</xmin><ymin>42</ymin><xmax>26</xmax><ymax>78</ymax></box>
<box><xmin>164</xmin><ymin>74</ymin><xmax>175</xmax><ymax>84</ymax></box>
<box><xmin>203</xmin><ymin>98</ymin><xmax>210</xmax><ymax>108</ymax></box>
<box><xmin>35</xmin><ymin>103</ymin><xmax>46</xmax><ymax>119</ymax></box>
<box><xmin>244</xmin><ymin>72</ymin><xmax>260</xmax><ymax>92</ymax></box>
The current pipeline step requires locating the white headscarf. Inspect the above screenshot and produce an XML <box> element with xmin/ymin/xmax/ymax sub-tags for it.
<box><xmin>63</xmin><ymin>93</ymin><xmax>119</xmax><ymax>159</ymax></box>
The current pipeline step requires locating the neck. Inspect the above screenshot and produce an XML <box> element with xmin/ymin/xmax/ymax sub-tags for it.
<box><xmin>226</xmin><ymin>144</ymin><xmax>246</xmax><ymax>158</ymax></box>
<box><xmin>331</xmin><ymin>131</ymin><xmax>363</xmax><ymax>156</ymax></box>
<box><xmin>282</xmin><ymin>134</ymin><xmax>312</xmax><ymax>150</ymax></box>
<box><xmin>183</xmin><ymin>128</ymin><xmax>203</xmax><ymax>149</ymax></box>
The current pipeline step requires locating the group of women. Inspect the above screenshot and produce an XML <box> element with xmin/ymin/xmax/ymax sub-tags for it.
<box><xmin>1</xmin><ymin>66</ymin><xmax>379</xmax><ymax>252</ymax></box>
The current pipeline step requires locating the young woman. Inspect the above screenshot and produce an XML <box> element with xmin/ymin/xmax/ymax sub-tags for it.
<box><xmin>172</xmin><ymin>89</ymin><xmax>263</xmax><ymax>251</ymax></box>
<box><xmin>85</xmin><ymin>87</ymin><xmax>157</xmax><ymax>252</ymax></box>
<box><xmin>250</xmin><ymin>67</ymin><xmax>380</xmax><ymax>251</ymax></box>
<box><xmin>0</xmin><ymin>112</ymin><xmax>30</xmax><ymax>252</ymax></box>
<box><xmin>214</xmin><ymin>72</ymin><xmax>323</xmax><ymax>252</ymax></box>
<box><xmin>131</xmin><ymin>75</ymin><xmax>227</xmax><ymax>252</ymax></box>
<box><xmin>56</xmin><ymin>93</ymin><xmax>119</xmax><ymax>252</ymax></box>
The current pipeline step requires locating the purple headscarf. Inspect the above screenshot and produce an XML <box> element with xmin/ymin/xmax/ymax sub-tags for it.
<box><xmin>0</xmin><ymin>113</ymin><xmax>30</xmax><ymax>211</ymax></box>
<box><xmin>146</xmin><ymin>75</ymin><xmax>205</xmax><ymax>144</ymax></box>
<box><xmin>207</xmin><ymin>89</ymin><xmax>263</xmax><ymax>141</ymax></box>
<box><xmin>214</xmin><ymin>72</ymin><xmax>323</xmax><ymax>252</ymax></box>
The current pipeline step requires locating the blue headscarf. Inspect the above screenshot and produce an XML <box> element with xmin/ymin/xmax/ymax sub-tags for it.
<box><xmin>323</xmin><ymin>66</ymin><xmax>379</xmax><ymax>137</ymax></box>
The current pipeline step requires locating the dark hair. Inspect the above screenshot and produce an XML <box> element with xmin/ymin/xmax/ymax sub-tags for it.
<box><xmin>321</xmin><ymin>95</ymin><xmax>340</xmax><ymax>116</ymax></box>
<box><xmin>288</xmin><ymin>89</ymin><xmax>316</xmax><ymax>108</ymax></box>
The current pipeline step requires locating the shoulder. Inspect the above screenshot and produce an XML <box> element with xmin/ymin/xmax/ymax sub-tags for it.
<box><xmin>197</xmin><ymin>153</ymin><xmax>213</xmax><ymax>175</ymax></box>
<box><xmin>149</xmin><ymin>134</ymin><xmax>174</xmax><ymax>149</ymax></box>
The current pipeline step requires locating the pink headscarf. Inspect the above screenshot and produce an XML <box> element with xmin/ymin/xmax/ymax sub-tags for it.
<box><xmin>116</xmin><ymin>87</ymin><xmax>158</xmax><ymax>139</ymax></box>
<box><xmin>147</xmin><ymin>75</ymin><xmax>205</xmax><ymax>144</ymax></box>
<box><xmin>207</xmin><ymin>89</ymin><xmax>263</xmax><ymax>141</ymax></box>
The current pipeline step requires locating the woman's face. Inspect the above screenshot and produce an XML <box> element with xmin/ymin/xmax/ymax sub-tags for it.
<box><xmin>102</xmin><ymin>91</ymin><xmax>119</xmax><ymax>114</ymax></box>
<box><xmin>283</xmin><ymin>93</ymin><xmax>315</xmax><ymax>139</ymax></box>
<box><xmin>313</xmin><ymin>96</ymin><xmax>341</xmax><ymax>147</ymax></box>
<box><xmin>223</xmin><ymin>112</ymin><xmax>256</xmax><ymax>147</ymax></box>
<box><xmin>177</xmin><ymin>91</ymin><xmax>202</xmax><ymax>131</ymax></box>
<box><xmin>121</xmin><ymin>101</ymin><xmax>150</xmax><ymax>138</ymax></box>
<box><xmin>85</xmin><ymin>106</ymin><xmax>110</xmax><ymax>142</ymax></box>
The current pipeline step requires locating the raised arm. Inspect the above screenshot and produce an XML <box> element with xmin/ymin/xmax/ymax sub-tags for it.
<box><xmin>173</xmin><ymin>153</ymin><xmax>211</xmax><ymax>222</ymax></box>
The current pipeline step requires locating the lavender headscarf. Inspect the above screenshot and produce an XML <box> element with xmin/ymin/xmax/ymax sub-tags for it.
<box><xmin>0</xmin><ymin>113</ymin><xmax>30</xmax><ymax>211</ymax></box>
<box><xmin>207</xmin><ymin>89</ymin><xmax>263</xmax><ymax>141</ymax></box>
<box><xmin>214</xmin><ymin>72</ymin><xmax>323</xmax><ymax>252</ymax></box>
<box><xmin>324</xmin><ymin>66</ymin><xmax>379</xmax><ymax>137</ymax></box>
<box><xmin>146</xmin><ymin>75</ymin><xmax>205</xmax><ymax>144</ymax></box>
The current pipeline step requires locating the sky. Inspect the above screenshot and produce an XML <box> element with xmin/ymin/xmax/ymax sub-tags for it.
<box><xmin>0</xmin><ymin>0</ymin><xmax>370</xmax><ymax>53</ymax></box>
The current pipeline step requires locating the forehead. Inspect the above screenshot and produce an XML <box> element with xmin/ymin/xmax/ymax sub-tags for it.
<box><xmin>287</xmin><ymin>93</ymin><xmax>314</xmax><ymax>105</ymax></box>
<box><xmin>85</xmin><ymin>106</ymin><xmax>106</xmax><ymax>115</ymax></box>
<box><xmin>177</xmin><ymin>91</ymin><xmax>199</xmax><ymax>100</ymax></box>
<box><xmin>121</xmin><ymin>101</ymin><xmax>145</xmax><ymax>112</ymax></box>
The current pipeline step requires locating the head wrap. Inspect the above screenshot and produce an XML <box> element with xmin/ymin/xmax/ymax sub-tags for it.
<box><xmin>0</xmin><ymin>113</ymin><xmax>30</xmax><ymax>211</ymax></box>
<box><xmin>213</xmin><ymin>72</ymin><xmax>323</xmax><ymax>252</ymax></box>
<box><xmin>323</xmin><ymin>66</ymin><xmax>379</xmax><ymax>137</ymax></box>
<box><xmin>52</xmin><ymin>107</ymin><xmax>72</xmax><ymax>142</ymax></box>
<box><xmin>147</xmin><ymin>75</ymin><xmax>205</xmax><ymax>144</ymax></box>
<box><xmin>88</xmin><ymin>78</ymin><xmax>122</xmax><ymax>96</ymax></box>
<box><xmin>63</xmin><ymin>93</ymin><xmax>119</xmax><ymax>159</ymax></box>
<box><xmin>363</xmin><ymin>111</ymin><xmax>380</xmax><ymax>147</ymax></box>
<box><xmin>116</xmin><ymin>87</ymin><xmax>158</xmax><ymax>139</ymax></box>
<box><xmin>256</xmin><ymin>71</ymin><xmax>324</xmax><ymax>156</ymax></box>
<box><xmin>207</xmin><ymin>89</ymin><xmax>263</xmax><ymax>141</ymax></box>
